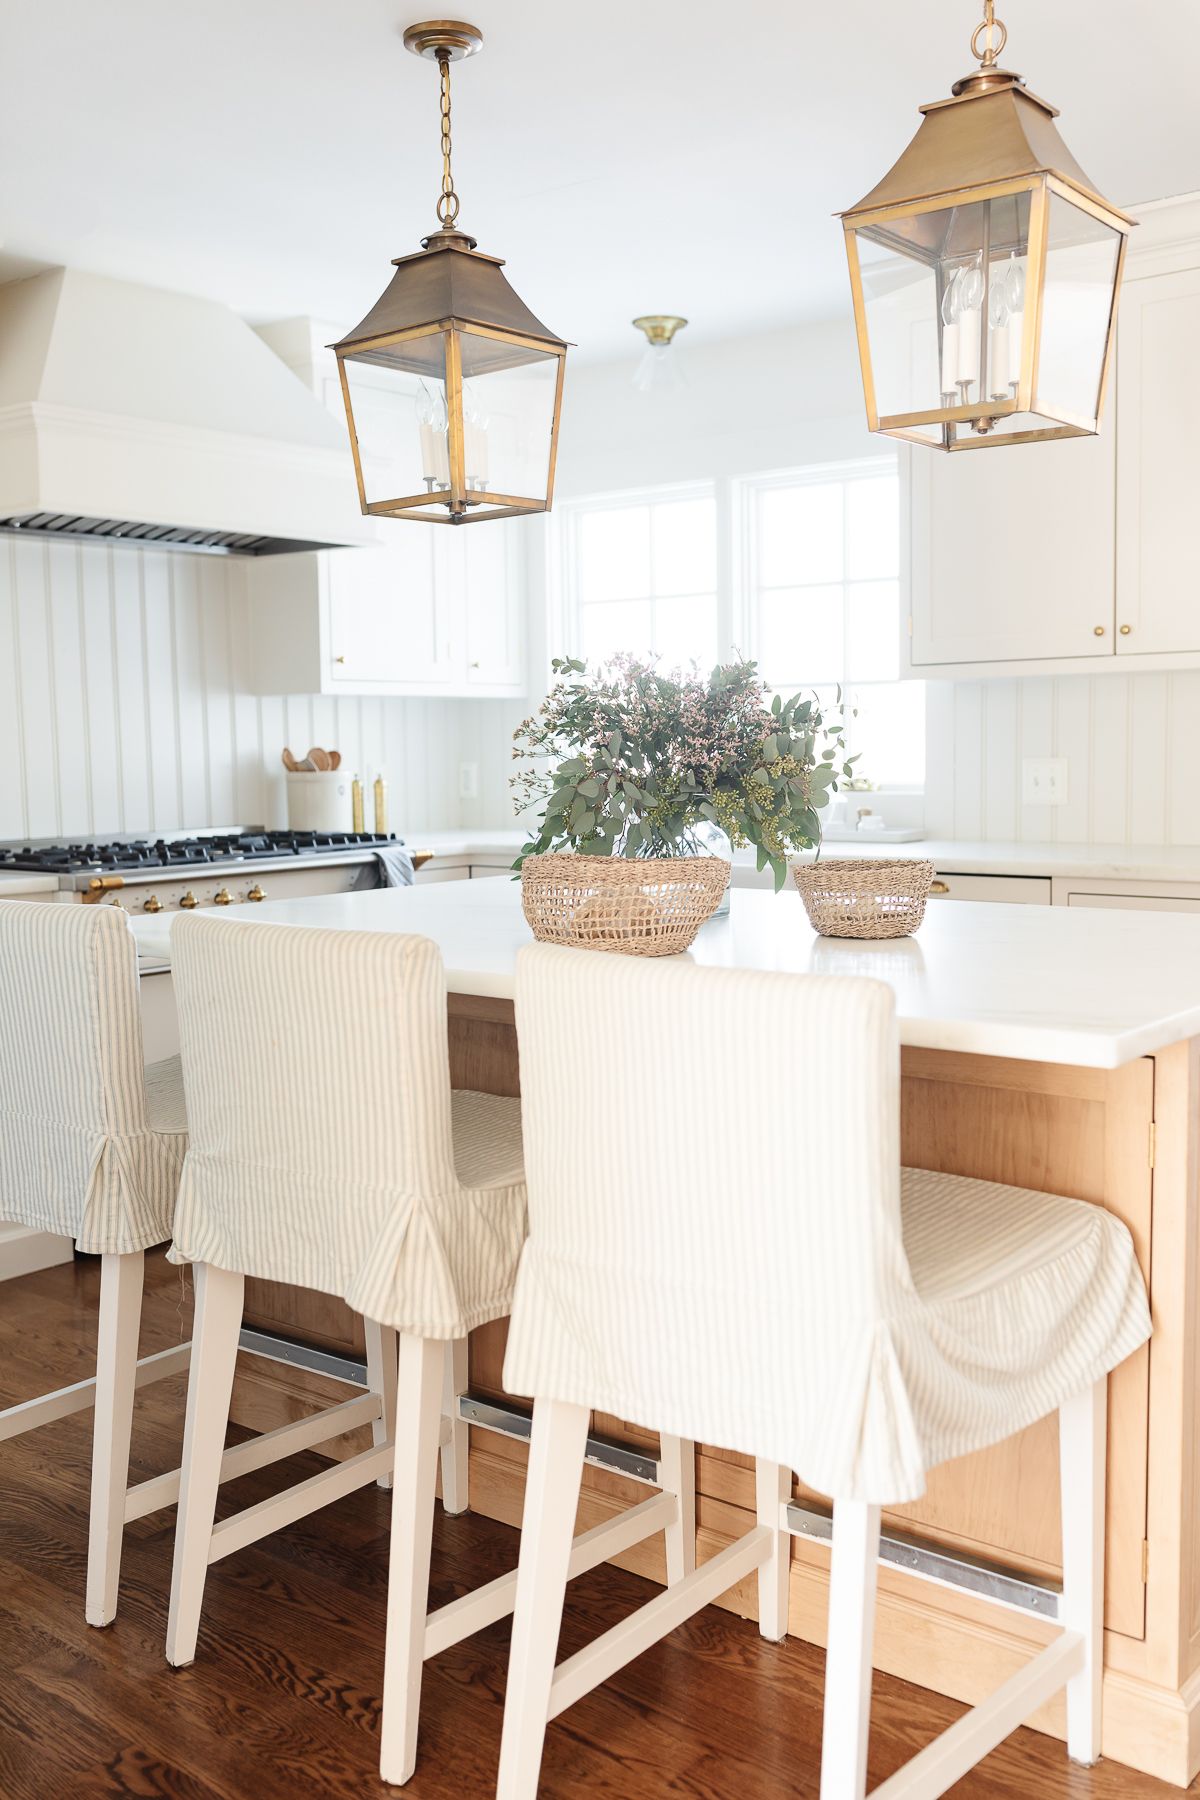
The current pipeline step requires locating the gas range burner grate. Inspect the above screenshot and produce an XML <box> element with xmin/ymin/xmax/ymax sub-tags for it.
<box><xmin>0</xmin><ymin>829</ymin><xmax>400</xmax><ymax>874</ymax></box>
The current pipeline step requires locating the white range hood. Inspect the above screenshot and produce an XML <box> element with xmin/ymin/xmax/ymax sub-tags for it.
<box><xmin>0</xmin><ymin>268</ymin><xmax>377</xmax><ymax>555</ymax></box>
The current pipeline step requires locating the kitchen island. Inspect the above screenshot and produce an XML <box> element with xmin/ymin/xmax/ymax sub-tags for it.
<box><xmin>133</xmin><ymin>882</ymin><xmax>1200</xmax><ymax>1784</ymax></box>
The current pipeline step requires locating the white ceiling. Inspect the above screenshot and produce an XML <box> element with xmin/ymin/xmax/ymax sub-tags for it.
<box><xmin>1</xmin><ymin>0</ymin><xmax>1195</xmax><ymax>364</ymax></box>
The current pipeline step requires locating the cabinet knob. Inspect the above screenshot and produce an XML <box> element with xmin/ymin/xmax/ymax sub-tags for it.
<box><xmin>334</xmin><ymin>655</ymin><xmax>345</xmax><ymax>665</ymax></box>
<box><xmin>1093</xmin><ymin>625</ymin><xmax>1106</xmax><ymax>637</ymax></box>
<box><xmin>929</xmin><ymin>879</ymin><xmax>951</xmax><ymax>896</ymax></box>
<box><xmin>142</xmin><ymin>895</ymin><xmax>163</xmax><ymax>914</ymax></box>
<box><xmin>214</xmin><ymin>888</ymin><xmax>233</xmax><ymax>906</ymax></box>
<box><xmin>179</xmin><ymin>891</ymin><xmax>198</xmax><ymax>910</ymax></box>
<box><xmin>470</xmin><ymin>660</ymin><xmax>480</xmax><ymax>668</ymax></box>
<box><xmin>1119</xmin><ymin>624</ymin><xmax>1132</xmax><ymax>636</ymax></box>
<box><xmin>247</xmin><ymin>885</ymin><xmax>266</xmax><ymax>903</ymax></box>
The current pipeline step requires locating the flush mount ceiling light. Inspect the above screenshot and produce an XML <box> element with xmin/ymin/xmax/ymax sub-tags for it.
<box><xmin>840</xmin><ymin>0</ymin><xmax>1134</xmax><ymax>451</ymax></box>
<box><xmin>632</xmin><ymin>315</ymin><xmax>688</xmax><ymax>393</ymax></box>
<box><xmin>330</xmin><ymin>20</ymin><xmax>569</xmax><ymax>524</ymax></box>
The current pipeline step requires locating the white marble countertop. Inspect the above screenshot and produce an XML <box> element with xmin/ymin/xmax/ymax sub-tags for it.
<box><xmin>129</xmin><ymin>878</ymin><xmax>1200</xmax><ymax>1070</ymax></box>
<box><xmin>417</xmin><ymin>830</ymin><xmax>1200</xmax><ymax>883</ymax></box>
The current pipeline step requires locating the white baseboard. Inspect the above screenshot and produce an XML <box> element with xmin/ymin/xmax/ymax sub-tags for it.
<box><xmin>0</xmin><ymin>1223</ymin><xmax>74</xmax><ymax>1281</ymax></box>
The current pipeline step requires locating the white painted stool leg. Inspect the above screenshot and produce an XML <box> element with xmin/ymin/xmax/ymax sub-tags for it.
<box><xmin>496</xmin><ymin>1398</ymin><xmax>590</xmax><ymax>1800</ymax></box>
<box><xmin>166</xmin><ymin>1262</ymin><xmax>245</xmax><ymax>1668</ymax></box>
<box><xmin>820</xmin><ymin>1499</ymin><xmax>881</xmax><ymax>1800</ymax></box>
<box><xmin>659</xmin><ymin>1435</ymin><xmax>696</xmax><ymax>1584</ymax></box>
<box><xmin>1060</xmin><ymin>1377</ymin><xmax>1108</xmax><ymax>1766</ymax></box>
<box><xmin>366</xmin><ymin>1319</ymin><xmax>399</xmax><ymax>1492</ymax></box>
<box><xmin>379</xmin><ymin>1333</ymin><xmax>444</xmax><ymax>1786</ymax></box>
<box><xmin>85</xmin><ymin>1250</ymin><xmax>145</xmax><ymax>1627</ymax></box>
<box><xmin>439</xmin><ymin>1335</ymin><xmax>470</xmax><ymax>1517</ymax></box>
<box><xmin>755</xmin><ymin>1460</ymin><xmax>791</xmax><ymax>1642</ymax></box>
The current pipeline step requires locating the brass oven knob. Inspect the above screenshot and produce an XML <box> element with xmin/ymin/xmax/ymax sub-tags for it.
<box><xmin>142</xmin><ymin>895</ymin><xmax>163</xmax><ymax>914</ymax></box>
<box><xmin>213</xmin><ymin>888</ymin><xmax>233</xmax><ymax>906</ymax></box>
<box><xmin>107</xmin><ymin>895</ymin><xmax>127</xmax><ymax>911</ymax></box>
<box><xmin>247</xmin><ymin>885</ymin><xmax>266</xmax><ymax>903</ymax></box>
<box><xmin>178</xmin><ymin>891</ymin><xmax>198</xmax><ymax>910</ymax></box>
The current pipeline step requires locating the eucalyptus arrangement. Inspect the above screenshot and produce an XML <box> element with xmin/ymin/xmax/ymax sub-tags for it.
<box><xmin>512</xmin><ymin>655</ymin><xmax>855</xmax><ymax>890</ymax></box>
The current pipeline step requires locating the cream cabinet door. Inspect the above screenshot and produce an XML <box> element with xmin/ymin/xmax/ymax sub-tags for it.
<box><xmin>326</xmin><ymin>533</ymin><xmax>456</xmax><ymax>690</ymax></box>
<box><xmin>1115</xmin><ymin>266</ymin><xmax>1200</xmax><ymax>656</ymax></box>
<box><xmin>458</xmin><ymin>524</ymin><xmax>526</xmax><ymax>692</ymax></box>
<box><xmin>907</xmin><ymin>429</ymin><xmax>1116</xmax><ymax>670</ymax></box>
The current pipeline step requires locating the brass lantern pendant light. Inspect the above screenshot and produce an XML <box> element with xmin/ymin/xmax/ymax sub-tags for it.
<box><xmin>841</xmin><ymin>0</ymin><xmax>1134</xmax><ymax>451</ymax></box>
<box><xmin>330</xmin><ymin>20</ymin><xmax>569</xmax><ymax>524</ymax></box>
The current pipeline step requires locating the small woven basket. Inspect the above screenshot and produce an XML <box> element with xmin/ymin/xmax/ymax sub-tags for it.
<box><xmin>521</xmin><ymin>852</ymin><xmax>729</xmax><ymax>957</ymax></box>
<box><xmin>792</xmin><ymin>857</ymin><xmax>935</xmax><ymax>940</ymax></box>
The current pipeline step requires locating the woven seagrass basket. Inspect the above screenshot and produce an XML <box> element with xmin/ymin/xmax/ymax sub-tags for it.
<box><xmin>521</xmin><ymin>852</ymin><xmax>729</xmax><ymax>956</ymax></box>
<box><xmin>792</xmin><ymin>857</ymin><xmax>935</xmax><ymax>940</ymax></box>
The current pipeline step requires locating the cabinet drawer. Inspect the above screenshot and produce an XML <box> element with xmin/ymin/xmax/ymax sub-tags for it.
<box><xmin>929</xmin><ymin>872</ymin><xmax>1052</xmax><ymax>905</ymax></box>
<box><xmin>468</xmin><ymin>864</ymin><xmax>510</xmax><ymax>879</ymax></box>
<box><xmin>1067</xmin><ymin>890</ymin><xmax>1200</xmax><ymax>914</ymax></box>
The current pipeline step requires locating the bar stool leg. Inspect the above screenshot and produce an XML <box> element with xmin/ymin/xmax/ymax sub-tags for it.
<box><xmin>1060</xmin><ymin>1377</ymin><xmax>1108</xmax><ymax>1766</ymax></box>
<box><xmin>439</xmin><ymin>1335</ymin><xmax>470</xmax><ymax>1517</ymax></box>
<box><xmin>366</xmin><ymin>1319</ymin><xmax>399</xmax><ymax>1492</ymax></box>
<box><xmin>659</xmin><ymin>1435</ymin><xmax>696</xmax><ymax>1584</ymax></box>
<box><xmin>85</xmin><ymin>1250</ymin><xmax>145</xmax><ymax>1627</ymax></box>
<box><xmin>755</xmin><ymin>1460</ymin><xmax>791</xmax><ymax>1642</ymax></box>
<box><xmin>380</xmin><ymin>1333</ymin><xmax>443</xmax><ymax>1786</ymax></box>
<box><xmin>820</xmin><ymin>1499</ymin><xmax>881</xmax><ymax>1800</ymax></box>
<box><xmin>496</xmin><ymin>1398</ymin><xmax>590</xmax><ymax>1800</ymax></box>
<box><xmin>166</xmin><ymin>1262</ymin><xmax>245</xmax><ymax>1668</ymax></box>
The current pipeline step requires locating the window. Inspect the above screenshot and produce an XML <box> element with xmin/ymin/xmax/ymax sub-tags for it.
<box><xmin>743</xmin><ymin>460</ymin><xmax>924</xmax><ymax>788</ymax></box>
<box><xmin>559</xmin><ymin>486</ymin><xmax>718</xmax><ymax>670</ymax></box>
<box><xmin>555</xmin><ymin>461</ymin><xmax>924</xmax><ymax>791</ymax></box>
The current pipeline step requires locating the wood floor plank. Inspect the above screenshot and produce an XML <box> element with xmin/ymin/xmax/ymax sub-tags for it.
<box><xmin>0</xmin><ymin>1251</ymin><xmax>1187</xmax><ymax>1798</ymax></box>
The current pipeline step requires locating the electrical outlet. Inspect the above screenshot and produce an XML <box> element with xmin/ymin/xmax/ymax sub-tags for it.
<box><xmin>1022</xmin><ymin>757</ymin><xmax>1068</xmax><ymax>807</ymax></box>
<box><xmin>458</xmin><ymin>761</ymin><xmax>480</xmax><ymax>801</ymax></box>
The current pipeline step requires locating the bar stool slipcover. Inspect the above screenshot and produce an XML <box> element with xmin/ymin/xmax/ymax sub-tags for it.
<box><xmin>0</xmin><ymin>900</ymin><xmax>189</xmax><ymax>1624</ymax></box>
<box><xmin>497</xmin><ymin>945</ymin><xmax>1152</xmax><ymax>1799</ymax></box>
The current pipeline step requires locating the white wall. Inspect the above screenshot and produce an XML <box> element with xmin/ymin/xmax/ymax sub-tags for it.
<box><xmin>0</xmin><ymin>532</ymin><xmax>461</xmax><ymax>840</ymax></box>
<box><xmin>924</xmin><ymin>673</ymin><xmax>1200</xmax><ymax>846</ymax></box>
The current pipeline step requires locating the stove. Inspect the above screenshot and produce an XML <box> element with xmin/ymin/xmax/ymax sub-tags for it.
<box><xmin>1</xmin><ymin>827</ymin><xmax>425</xmax><ymax>913</ymax></box>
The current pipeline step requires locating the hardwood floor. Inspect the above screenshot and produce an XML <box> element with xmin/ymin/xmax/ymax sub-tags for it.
<box><xmin>0</xmin><ymin>1251</ymin><xmax>1189</xmax><ymax>1800</ymax></box>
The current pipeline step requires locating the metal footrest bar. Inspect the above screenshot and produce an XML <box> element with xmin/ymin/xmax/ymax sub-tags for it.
<box><xmin>237</xmin><ymin>1327</ymin><xmax>368</xmax><ymax>1388</ymax></box>
<box><xmin>784</xmin><ymin>1499</ymin><xmax>1061</xmax><ymax>1622</ymax></box>
<box><xmin>457</xmin><ymin>1394</ymin><xmax>661</xmax><ymax>1486</ymax></box>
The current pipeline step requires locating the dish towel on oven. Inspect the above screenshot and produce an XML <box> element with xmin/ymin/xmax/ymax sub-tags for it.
<box><xmin>375</xmin><ymin>844</ymin><xmax>415</xmax><ymax>886</ymax></box>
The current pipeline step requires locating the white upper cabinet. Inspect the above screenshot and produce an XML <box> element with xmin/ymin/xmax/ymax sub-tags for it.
<box><xmin>245</xmin><ymin>318</ymin><xmax>529</xmax><ymax>698</ymax></box>
<box><xmin>246</xmin><ymin>525</ymin><xmax>528</xmax><ymax>697</ymax></box>
<box><xmin>903</xmin><ymin>196</ymin><xmax>1200</xmax><ymax>679</ymax></box>
<box><xmin>1115</xmin><ymin>265</ymin><xmax>1200</xmax><ymax>657</ymax></box>
<box><xmin>907</xmin><ymin>431</ymin><xmax>1115</xmax><ymax>671</ymax></box>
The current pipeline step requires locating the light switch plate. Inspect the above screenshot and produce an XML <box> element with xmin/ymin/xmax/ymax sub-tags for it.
<box><xmin>459</xmin><ymin>761</ymin><xmax>480</xmax><ymax>801</ymax></box>
<box><xmin>1022</xmin><ymin>757</ymin><xmax>1068</xmax><ymax>806</ymax></box>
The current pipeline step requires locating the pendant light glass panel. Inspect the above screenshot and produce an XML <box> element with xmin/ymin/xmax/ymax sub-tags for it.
<box><xmin>455</xmin><ymin>330</ymin><xmax>562</xmax><ymax>520</ymax></box>
<box><xmin>1038</xmin><ymin>194</ymin><xmax>1123</xmax><ymax>427</ymax></box>
<box><xmin>339</xmin><ymin>332</ymin><xmax>452</xmax><ymax>513</ymax></box>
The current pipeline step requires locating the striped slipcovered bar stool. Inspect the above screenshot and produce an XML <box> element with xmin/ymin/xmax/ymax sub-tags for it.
<box><xmin>0</xmin><ymin>900</ymin><xmax>188</xmax><ymax>1626</ymax></box>
<box><xmin>496</xmin><ymin>945</ymin><xmax>1152</xmax><ymax>1800</ymax></box>
<box><xmin>163</xmin><ymin>915</ymin><xmax>696</xmax><ymax>1785</ymax></box>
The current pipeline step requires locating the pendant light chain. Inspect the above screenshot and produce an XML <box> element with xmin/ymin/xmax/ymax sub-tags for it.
<box><xmin>435</xmin><ymin>50</ymin><xmax>461</xmax><ymax>228</ymax></box>
<box><xmin>971</xmin><ymin>0</ymin><xmax>1008</xmax><ymax>68</ymax></box>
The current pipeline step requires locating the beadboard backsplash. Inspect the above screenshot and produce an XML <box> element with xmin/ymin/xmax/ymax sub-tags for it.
<box><xmin>924</xmin><ymin>673</ymin><xmax>1200</xmax><ymax>845</ymax></box>
<box><xmin>0</xmin><ymin>535</ymin><xmax>460</xmax><ymax>840</ymax></box>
